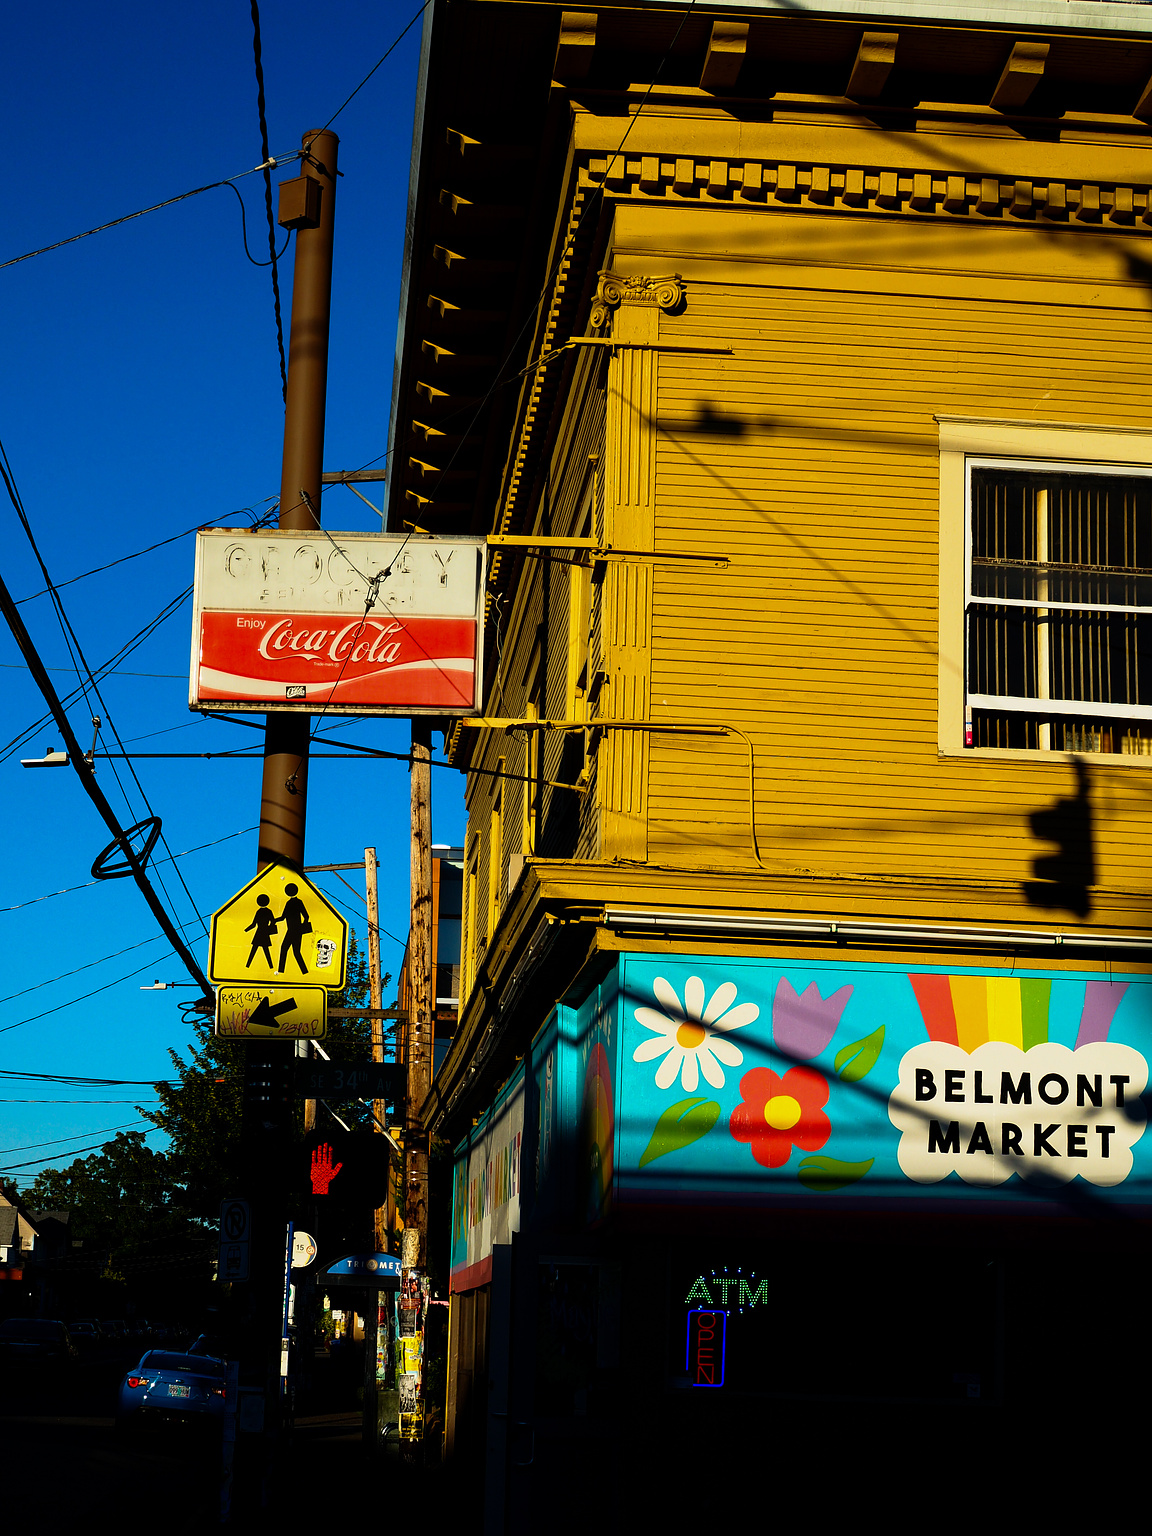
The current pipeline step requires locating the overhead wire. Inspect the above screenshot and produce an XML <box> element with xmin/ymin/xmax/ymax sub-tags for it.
<box><xmin>0</xmin><ymin>440</ymin><xmax>207</xmax><ymax>936</ymax></box>
<box><xmin>249</xmin><ymin>0</ymin><xmax>289</xmax><ymax>401</ymax></box>
<box><xmin>0</xmin><ymin>1124</ymin><xmax>162</xmax><ymax>1174</ymax></box>
<box><xmin>0</xmin><ymin>1121</ymin><xmax>148</xmax><ymax>1156</ymax></box>
<box><xmin>0</xmin><ymin>1072</ymin><xmax>179</xmax><ymax>1086</ymax></box>
<box><xmin>0</xmin><ymin>518</ymin><xmax>210</xmax><ymax>996</ymax></box>
<box><xmin>320</xmin><ymin>0</ymin><xmax>432</xmax><ymax>133</ymax></box>
<box><xmin>0</xmin><ymin>584</ymin><xmax>194</xmax><ymax>764</ymax></box>
<box><xmin>14</xmin><ymin>498</ymin><xmax>278</xmax><ymax>607</ymax></box>
<box><xmin>0</xmin><ymin>152</ymin><xmax>302</xmax><ymax>273</ymax></box>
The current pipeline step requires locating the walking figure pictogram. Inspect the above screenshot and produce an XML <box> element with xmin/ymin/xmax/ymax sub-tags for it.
<box><xmin>244</xmin><ymin>894</ymin><xmax>277</xmax><ymax>969</ymax></box>
<box><xmin>277</xmin><ymin>883</ymin><xmax>311</xmax><ymax>974</ymax></box>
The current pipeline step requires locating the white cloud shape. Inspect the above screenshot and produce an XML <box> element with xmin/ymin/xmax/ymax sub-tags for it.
<box><xmin>888</xmin><ymin>1041</ymin><xmax>1147</xmax><ymax>1188</ymax></box>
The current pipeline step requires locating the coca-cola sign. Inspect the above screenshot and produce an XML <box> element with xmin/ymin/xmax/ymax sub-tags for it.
<box><xmin>190</xmin><ymin>530</ymin><xmax>485</xmax><ymax>714</ymax></box>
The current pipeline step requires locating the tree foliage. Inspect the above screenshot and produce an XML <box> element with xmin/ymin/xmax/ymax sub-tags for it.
<box><xmin>24</xmin><ymin>1130</ymin><xmax>207</xmax><ymax>1276</ymax></box>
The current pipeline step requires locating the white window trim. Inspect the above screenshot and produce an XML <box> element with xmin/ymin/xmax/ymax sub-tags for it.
<box><xmin>938</xmin><ymin>416</ymin><xmax>1152</xmax><ymax>765</ymax></box>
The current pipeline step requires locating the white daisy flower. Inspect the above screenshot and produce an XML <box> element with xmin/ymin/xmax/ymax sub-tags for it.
<box><xmin>633</xmin><ymin>975</ymin><xmax>759</xmax><ymax>1092</ymax></box>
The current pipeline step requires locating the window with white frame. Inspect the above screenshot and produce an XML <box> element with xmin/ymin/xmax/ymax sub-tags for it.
<box><xmin>967</xmin><ymin>459</ymin><xmax>1152</xmax><ymax>755</ymax></box>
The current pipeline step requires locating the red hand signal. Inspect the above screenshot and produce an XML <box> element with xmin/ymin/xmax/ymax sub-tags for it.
<box><xmin>310</xmin><ymin>1142</ymin><xmax>344</xmax><ymax>1195</ymax></box>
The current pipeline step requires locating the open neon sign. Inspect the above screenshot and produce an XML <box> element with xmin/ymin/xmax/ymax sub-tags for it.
<box><xmin>686</xmin><ymin>1309</ymin><xmax>726</xmax><ymax>1388</ymax></box>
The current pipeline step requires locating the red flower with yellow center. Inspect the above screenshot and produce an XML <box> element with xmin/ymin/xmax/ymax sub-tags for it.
<box><xmin>729</xmin><ymin>1065</ymin><xmax>831</xmax><ymax>1169</ymax></box>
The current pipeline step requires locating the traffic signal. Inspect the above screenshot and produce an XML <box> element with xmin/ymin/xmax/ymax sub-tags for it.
<box><xmin>300</xmin><ymin>1127</ymin><xmax>391</xmax><ymax>1210</ymax></box>
<box><xmin>1024</xmin><ymin>761</ymin><xmax>1095</xmax><ymax>918</ymax></box>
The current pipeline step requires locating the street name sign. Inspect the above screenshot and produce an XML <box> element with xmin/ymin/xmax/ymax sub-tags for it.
<box><xmin>190</xmin><ymin>529</ymin><xmax>485</xmax><ymax>716</ymax></box>
<box><xmin>294</xmin><ymin>1060</ymin><xmax>403</xmax><ymax>1099</ymax></box>
<box><xmin>216</xmin><ymin>982</ymin><xmax>328</xmax><ymax>1039</ymax></box>
<box><xmin>208</xmin><ymin>865</ymin><xmax>348</xmax><ymax>990</ymax></box>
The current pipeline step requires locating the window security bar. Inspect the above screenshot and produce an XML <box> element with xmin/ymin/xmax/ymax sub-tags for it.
<box><xmin>967</xmin><ymin>693</ymin><xmax>1152</xmax><ymax>722</ymax></box>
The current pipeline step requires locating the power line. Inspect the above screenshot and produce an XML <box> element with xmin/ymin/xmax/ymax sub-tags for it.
<box><xmin>0</xmin><ymin>457</ymin><xmax>206</xmax><ymax>941</ymax></box>
<box><xmin>0</xmin><ymin>950</ymin><xmax>202</xmax><ymax>1038</ymax></box>
<box><xmin>0</xmin><ymin>153</ymin><xmax>298</xmax><ymax>273</ymax></box>
<box><xmin>320</xmin><ymin>1</ymin><xmax>431</xmax><ymax>133</ymax></box>
<box><xmin>13</xmin><ymin>499</ymin><xmax>277</xmax><ymax>607</ymax></box>
<box><xmin>0</xmin><ymin>1121</ymin><xmax>147</xmax><ymax>1156</ymax></box>
<box><xmin>0</xmin><ymin>584</ymin><xmax>193</xmax><ymax>764</ymax></box>
<box><xmin>0</xmin><ymin>932</ymin><xmax>167</xmax><ymax>1009</ymax></box>
<box><xmin>0</xmin><ymin>824</ymin><xmax>254</xmax><ymax>916</ymax></box>
<box><xmin>0</xmin><ymin>1124</ymin><xmax>162</xmax><ymax>1175</ymax></box>
<box><xmin>0</xmin><ymin>500</ymin><xmax>210</xmax><ymax>998</ymax></box>
<box><xmin>0</xmin><ymin>1098</ymin><xmax>164</xmax><ymax>1104</ymax></box>
<box><xmin>0</xmin><ymin>1072</ymin><xmax>179</xmax><ymax>1086</ymax></box>
<box><xmin>250</xmin><ymin>0</ymin><xmax>289</xmax><ymax>402</ymax></box>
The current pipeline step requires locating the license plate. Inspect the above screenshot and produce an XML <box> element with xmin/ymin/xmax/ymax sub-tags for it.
<box><xmin>167</xmin><ymin>1383</ymin><xmax>190</xmax><ymax>1399</ymax></box>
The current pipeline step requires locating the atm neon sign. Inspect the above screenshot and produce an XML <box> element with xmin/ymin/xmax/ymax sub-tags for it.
<box><xmin>686</xmin><ymin>1309</ymin><xmax>726</xmax><ymax>1388</ymax></box>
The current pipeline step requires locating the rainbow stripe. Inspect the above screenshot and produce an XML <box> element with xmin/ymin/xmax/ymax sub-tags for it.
<box><xmin>908</xmin><ymin>974</ymin><xmax>1053</xmax><ymax>1051</ymax></box>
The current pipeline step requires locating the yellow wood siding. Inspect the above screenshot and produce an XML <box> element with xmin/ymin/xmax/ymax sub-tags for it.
<box><xmin>629</xmin><ymin>204</ymin><xmax>1152</xmax><ymax>921</ymax></box>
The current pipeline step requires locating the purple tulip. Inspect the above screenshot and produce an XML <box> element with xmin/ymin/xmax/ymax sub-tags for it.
<box><xmin>772</xmin><ymin>978</ymin><xmax>854</xmax><ymax>1060</ymax></box>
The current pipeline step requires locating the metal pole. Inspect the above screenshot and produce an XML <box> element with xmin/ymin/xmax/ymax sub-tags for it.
<box><xmin>257</xmin><ymin>126</ymin><xmax>339</xmax><ymax>874</ymax></box>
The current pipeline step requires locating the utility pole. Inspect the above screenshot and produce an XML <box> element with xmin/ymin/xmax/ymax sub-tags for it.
<box><xmin>406</xmin><ymin>723</ymin><xmax>433</xmax><ymax>1254</ymax></box>
<box><xmin>365</xmin><ymin>846</ymin><xmax>388</xmax><ymax>1253</ymax></box>
<box><xmin>239</xmin><ymin>127</ymin><xmax>338</xmax><ymax>1489</ymax></box>
<box><xmin>399</xmin><ymin>720</ymin><xmax>433</xmax><ymax>1448</ymax></box>
<box><xmin>257</xmin><ymin>126</ymin><xmax>339</xmax><ymax>869</ymax></box>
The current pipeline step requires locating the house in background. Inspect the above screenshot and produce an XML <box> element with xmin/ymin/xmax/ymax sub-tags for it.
<box><xmin>386</xmin><ymin>0</ymin><xmax>1152</xmax><ymax>1521</ymax></box>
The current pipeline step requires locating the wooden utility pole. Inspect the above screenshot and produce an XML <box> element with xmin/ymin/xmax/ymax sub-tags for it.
<box><xmin>365</xmin><ymin>845</ymin><xmax>389</xmax><ymax>1255</ymax></box>
<box><xmin>397</xmin><ymin>720</ymin><xmax>433</xmax><ymax>1449</ymax></box>
<box><xmin>405</xmin><ymin>722</ymin><xmax>433</xmax><ymax>1255</ymax></box>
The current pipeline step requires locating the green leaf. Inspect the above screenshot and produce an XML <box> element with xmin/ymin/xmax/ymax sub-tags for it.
<box><xmin>834</xmin><ymin>1024</ymin><xmax>885</xmax><ymax>1082</ymax></box>
<box><xmin>638</xmin><ymin>1097</ymin><xmax>721</xmax><ymax>1168</ymax></box>
<box><xmin>797</xmin><ymin>1156</ymin><xmax>874</xmax><ymax>1193</ymax></box>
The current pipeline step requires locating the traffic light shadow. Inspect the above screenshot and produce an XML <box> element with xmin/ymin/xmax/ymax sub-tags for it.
<box><xmin>1022</xmin><ymin>758</ymin><xmax>1095</xmax><ymax>920</ymax></box>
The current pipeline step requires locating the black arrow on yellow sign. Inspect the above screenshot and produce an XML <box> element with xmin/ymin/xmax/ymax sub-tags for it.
<box><xmin>249</xmin><ymin>995</ymin><xmax>298</xmax><ymax>1029</ymax></box>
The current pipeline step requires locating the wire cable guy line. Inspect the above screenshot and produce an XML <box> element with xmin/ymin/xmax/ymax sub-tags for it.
<box><xmin>0</xmin><ymin>153</ymin><xmax>301</xmax><ymax>273</ymax></box>
<box><xmin>250</xmin><ymin>0</ymin><xmax>289</xmax><ymax>402</ymax></box>
<box><xmin>320</xmin><ymin>0</ymin><xmax>432</xmax><ymax>132</ymax></box>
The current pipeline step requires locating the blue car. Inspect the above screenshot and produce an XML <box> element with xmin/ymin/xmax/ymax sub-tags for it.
<box><xmin>117</xmin><ymin>1350</ymin><xmax>227</xmax><ymax>1431</ymax></box>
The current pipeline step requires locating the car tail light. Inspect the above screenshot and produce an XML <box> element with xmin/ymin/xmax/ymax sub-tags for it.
<box><xmin>126</xmin><ymin>1375</ymin><xmax>149</xmax><ymax>1388</ymax></box>
<box><xmin>209</xmin><ymin>1385</ymin><xmax>225</xmax><ymax>1398</ymax></box>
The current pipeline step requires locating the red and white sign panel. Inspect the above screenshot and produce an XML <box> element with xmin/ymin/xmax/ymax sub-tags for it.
<box><xmin>190</xmin><ymin>530</ymin><xmax>485</xmax><ymax>715</ymax></box>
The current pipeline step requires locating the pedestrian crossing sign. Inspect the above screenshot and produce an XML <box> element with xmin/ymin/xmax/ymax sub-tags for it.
<box><xmin>208</xmin><ymin>866</ymin><xmax>348</xmax><ymax>990</ymax></box>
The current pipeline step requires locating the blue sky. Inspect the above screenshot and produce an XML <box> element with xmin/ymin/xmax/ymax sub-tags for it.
<box><xmin>0</xmin><ymin>1</ymin><xmax>461</xmax><ymax>1182</ymax></box>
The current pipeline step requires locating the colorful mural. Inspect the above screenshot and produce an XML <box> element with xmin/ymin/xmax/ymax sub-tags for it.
<box><xmin>449</xmin><ymin>1065</ymin><xmax>524</xmax><ymax>1290</ymax></box>
<box><xmin>615</xmin><ymin>956</ymin><xmax>1152</xmax><ymax>1211</ymax></box>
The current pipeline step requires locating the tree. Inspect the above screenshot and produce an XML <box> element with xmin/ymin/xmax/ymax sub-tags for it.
<box><xmin>24</xmin><ymin>1130</ymin><xmax>208</xmax><ymax>1279</ymax></box>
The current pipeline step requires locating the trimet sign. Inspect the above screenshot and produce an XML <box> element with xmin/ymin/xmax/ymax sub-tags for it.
<box><xmin>189</xmin><ymin>529</ymin><xmax>485</xmax><ymax>715</ymax></box>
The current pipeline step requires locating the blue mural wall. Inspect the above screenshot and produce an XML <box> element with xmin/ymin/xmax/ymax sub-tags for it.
<box><xmin>600</xmin><ymin>954</ymin><xmax>1152</xmax><ymax>1214</ymax></box>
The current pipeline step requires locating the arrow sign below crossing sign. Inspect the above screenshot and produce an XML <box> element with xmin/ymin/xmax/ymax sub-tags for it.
<box><xmin>216</xmin><ymin>983</ymin><xmax>328</xmax><ymax>1039</ymax></box>
<box><xmin>208</xmin><ymin>865</ymin><xmax>347</xmax><ymax>990</ymax></box>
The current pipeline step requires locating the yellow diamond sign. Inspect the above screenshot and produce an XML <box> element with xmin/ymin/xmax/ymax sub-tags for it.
<box><xmin>208</xmin><ymin>866</ymin><xmax>348</xmax><ymax>990</ymax></box>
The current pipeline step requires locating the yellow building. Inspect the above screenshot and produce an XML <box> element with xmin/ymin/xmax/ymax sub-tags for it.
<box><xmin>387</xmin><ymin>0</ymin><xmax>1152</xmax><ymax>1519</ymax></box>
